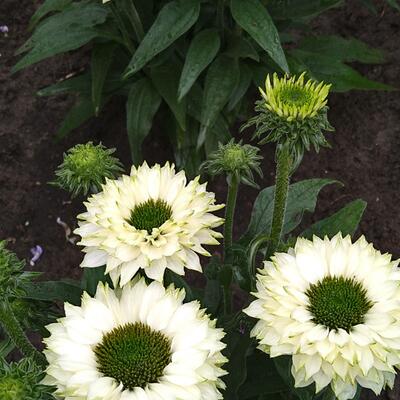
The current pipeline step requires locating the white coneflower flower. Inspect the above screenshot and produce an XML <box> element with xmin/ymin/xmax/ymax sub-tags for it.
<box><xmin>74</xmin><ymin>162</ymin><xmax>224</xmax><ymax>285</ymax></box>
<box><xmin>244</xmin><ymin>233</ymin><xmax>400</xmax><ymax>400</ymax></box>
<box><xmin>43</xmin><ymin>279</ymin><xmax>227</xmax><ymax>400</ymax></box>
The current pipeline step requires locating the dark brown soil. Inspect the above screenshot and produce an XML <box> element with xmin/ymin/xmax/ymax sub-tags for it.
<box><xmin>0</xmin><ymin>0</ymin><xmax>399</xmax><ymax>398</ymax></box>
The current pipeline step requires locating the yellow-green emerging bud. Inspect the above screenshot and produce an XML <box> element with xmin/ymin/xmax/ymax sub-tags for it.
<box><xmin>260</xmin><ymin>72</ymin><xmax>330</xmax><ymax>121</ymax></box>
<box><xmin>201</xmin><ymin>140</ymin><xmax>263</xmax><ymax>188</ymax></box>
<box><xmin>52</xmin><ymin>142</ymin><xmax>124</xmax><ymax>197</ymax></box>
<box><xmin>242</xmin><ymin>72</ymin><xmax>334</xmax><ymax>170</ymax></box>
<box><xmin>0</xmin><ymin>358</ymin><xmax>55</xmax><ymax>400</ymax></box>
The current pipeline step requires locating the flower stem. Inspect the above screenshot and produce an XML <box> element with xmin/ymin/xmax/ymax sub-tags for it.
<box><xmin>248</xmin><ymin>235</ymin><xmax>269</xmax><ymax>291</ymax></box>
<box><xmin>266</xmin><ymin>145</ymin><xmax>292</xmax><ymax>258</ymax></box>
<box><xmin>223</xmin><ymin>174</ymin><xmax>239</xmax><ymax>263</ymax></box>
<box><xmin>0</xmin><ymin>301</ymin><xmax>46</xmax><ymax>367</ymax></box>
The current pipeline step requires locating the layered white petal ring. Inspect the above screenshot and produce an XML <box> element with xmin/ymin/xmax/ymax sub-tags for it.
<box><xmin>74</xmin><ymin>162</ymin><xmax>224</xmax><ymax>285</ymax></box>
<box><xmin>43</xmin><ymin>279</ymin><xmax>227</xmax><ymax>400</ymax></box>
<box><xmin>245</xmin><ymin>234</ymin><xmax>400</xmax><ymax>400</ymax></box>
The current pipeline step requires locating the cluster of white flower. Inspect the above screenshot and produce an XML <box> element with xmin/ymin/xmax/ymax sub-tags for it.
<box><xmin>43</xmin><ymin>162</ymin><xmax>400</xmax><ymax>400</ymax></box>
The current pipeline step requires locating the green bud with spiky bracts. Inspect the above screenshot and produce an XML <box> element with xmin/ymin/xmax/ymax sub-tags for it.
<box><xmin>0</xmin><ymin>241</ymin><xmax>38</xmax><ymax>299</ymax></box>
<box><xmin>52</xmin><ymin>142</ymin><xmax>124</xmax><ymax>197</ymax></box>
<box><xmin>0</xmin><ymin>358</ymin><xmax>55</xmax><ymax>400</ymax></box>
<box><xmin>201</xmin><ymin>139</ymin><xmax>263</xmax><ymax>188</ymax></box>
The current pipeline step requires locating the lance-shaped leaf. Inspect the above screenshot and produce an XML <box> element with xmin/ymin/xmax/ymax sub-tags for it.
<box><xmin>178</xmin><ymin>29</ymin><xmax>221</xmax><ymax>101</ymax></box>
<box><xmin>126</xmin><ymin>78</ymin><xmax>162</xmax><ymax>163</ymax></box>
<box><xmin>230</xmin><ymin>0</ymin><xmax>288</xmax><ymax>73</ymax></box>
<box><xmin>150</xmin><ymin>61</ymin><xmax>186</xmax><ymax>130</ymax></box>
<box><xmin>29</xmin><ymin>0</ymin><xmax>72</xmax><ymax>30</ymax></box>
<box><xmin>124</xmin><ymin>0</ymin><xmax>200</xmax><ymax>78</ymax></box>
<box><xmin>13</xmin><ymin>2</ymin><xmax>108</xmax><ymax>72</ymax></box>
<box><xmin>56</xmin><ymin>96</ymin><xmax>101</xmax><ymax>140</ymax></box>
<box><xmin>199</xmin><ymin>55</ymin><xmax>239</xmax><ymax>148</ymax></box>
<box><xmin>240</xmin><ymin>179</ymin><xmax>338</xmax><ymax>245</ymax></box>
<box><xmin>91</xmin><ymin>43</ymin><xmax>116</xmax><ymax>116</ymax></box>
<box><xmin>20</xmin><ymin>281</ymin><xmax>83</xmax><ymax>305</ymax></box>
<box><xmin>302</xmin><ymin>199</ymin><xmax>367</xmax><ymax>239</ymax></box>
<box><xmin>267</xmin><ymin>0</ymin><xmax>342</xmax><ymax>19</ymax></box>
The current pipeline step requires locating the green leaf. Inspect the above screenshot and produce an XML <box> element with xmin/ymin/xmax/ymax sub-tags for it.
<box><xmin>124</xmin><ymin>0</ymin><xmax>200</xmax><ymax>77</ymax></box>
<box><xmin>0</xmin><ymin>336</ymin><xmax>15</xmax><ymax>359</ymax></box>
<box><xmin>240</xmin><ymin>179</ymin><xmax>338</xmax><ymax>245</ymax></box>
<box><xmin>126</xmin><ymin>78</ymin><xmax>162</xmax><ymax>163</ymax></box>
<box><xmin>223</xmin><ymin>331</ymin><xmax>252</xmax><ymax>400</ymax></box>
<box><xmin>199</xmin><ymin>55</ymin><xmax>239</xmax><ymax>147</ymax></box>
<box><xmin>82</xmin><ymin>267</ymin><xmax>112</xmax><ymax>297</ymax></box>
<box><xmin>227</xmin><ymin>62</ymin><xmax>253</xmax><ymax>111</ymax></box>
<box><xmin>56</xmin><ymin>96</ymin><xmax>99</xmax><ymax>140</ymax></box>
<box><xmin>225</xmin><ymin>35</ymin><xmax>260</xmax><ymax>62</ymax></box>
<box><xmin>150</xmin><ymin>60</ymin><xmax>186</xmax><ymax>130</ymax></box>
<box><xmin>298</xmin><ymin>35</ymin><xmax>385</xmax><ymax>64</ymax></box>
<box><xmin>274</xmin><ymin>356</ymin><xmax>314</xmax><ymax>400</ymax></box>
<box><xmin>302</xmin><ymin>199</ymin><xmax>367</xmax><ymax>239</ymax></box>
<box><xmin>238</xmin><ymin>351</ymin><xmax>287</xmax><ymax>398</ymax></box>
<box><xmin>178</xmin><ymin>29</ymin><xmax>221</xmax><ymax>101</ymax></box>
<box><xmin>37</xmin><ymin>73</ymin><xmax>91</xmax><ymax>97</ymax></box>
<box><xmin>164</xmin><ymin>271</ymin><xmax>200</xmax><ymax>302</ymax></box>
<box><xmin>267</xmin><ymin>0</ymin><xmax>342</xmax><ymax>19</ymax></box>
<box><xmin>289</xmin><ymin>50</ymin><xmax>393</xmax><ymax>92</ymax></box>
<box><xmin>29</xmin><ymin>0</ymin><xmax>73</xmax><ymax>30</ymax></box>
<box><xmin>203</xmin><ymin>279</ymin><xmax>222</xmax><ymax>316</ymax></box>
<box><xmin>230</xmin><ymin>0</ymin><xmax>288</xmax><ymax>73</ymax></box>
<box><xmin>13</xmin><ymin>2</ymin><xmax>108</xmax><ymax>72</ymax></box>
<box><xmin>91</xmin><ymin>43</ymin><xmax>115</xmax><ymax>116</ymax></box>
<box><xmin>20</xmin><ymin>281</ymin><xmax>83</xmax><ymax>305</ymax></box>
<box><xmin>386</xmin><ymin>0</ymin><xmax>400</xmax><ymax>10</ymax></box>
<box><xmin>359</xmin><ymin>0</ymin><xmax>378</xmax><ymax>13</ymax></box>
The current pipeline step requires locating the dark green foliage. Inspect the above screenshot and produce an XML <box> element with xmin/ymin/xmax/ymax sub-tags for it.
<box><xmin>15</xmin><ymin>0</ymin><xmax>392</xmax><ymax>169</ymax></box>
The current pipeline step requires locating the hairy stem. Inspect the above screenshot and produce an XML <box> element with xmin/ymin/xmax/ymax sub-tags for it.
<box><xmin>266</xmin><ymin>145</ymin><xmax>292</xmax><ymax>258</ymax></box>
<box><xmin>0</xmin><ymin>301</ymin><xmax>46</xmax><ymax>367</ymax></box>
<box><xmin>223</xmin><ymin>174</ymin><xmax>239</xmax><ymax>262</ymax></box>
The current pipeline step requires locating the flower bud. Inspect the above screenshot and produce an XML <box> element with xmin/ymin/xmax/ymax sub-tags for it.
<box><xmin>201</xmin><ymin>140</ymin><xmax>263</xmax><ymax>188</ymax></box>
<box><xmin>52</xmin><ymin>142</ymin><xmax>124</xmax><ymax>197</ymax></box>
<box><xmin>242</xmin><ymin>72</ymin><xmax>334</xmax><ymax>170</ymax></box>
<box><xmin>0</xmin><ymin>358</ymin><xmax>55</xmax><ymax>400</ymax></box>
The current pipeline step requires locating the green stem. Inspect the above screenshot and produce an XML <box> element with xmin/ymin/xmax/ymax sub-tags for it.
<box><xmin>223</xmin><ymin>174</ymin><xmax>239</xmax><ymax>263</ymax></box>
<box><xmin>0</xmin><ymin>301</ymin><xmax>46</xmax><ymax>367</ymax></box>
<box><xmin>266</xmin><ymin>145</ymin><xmax>292</xmax><ymax>258</ymax></box>
<box><xmin>222</xmin><ymin>173</ymin><xmax>239</xmax><ymax>316</ymax></box>
<box><xmin>248</xmin><ymin>235</ymin><xmax>269</xmax><ymax>291</ymax></box>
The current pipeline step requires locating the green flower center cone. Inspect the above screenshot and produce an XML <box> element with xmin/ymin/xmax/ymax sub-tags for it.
<box><xmin>306</xmin><ymin>276</ymin><xmax>373</xmax><ymax>331</ymax></box>
<box><xmin>279</xmin><ymin>86</ymin><xmax>311</xmax><ymax>107</ymax></box>
<box><xmin>129</xmin><ymin>199</ymin><xmax>172</xmax><ymax>233</ymax></box>
<box><xmin>94</xmin><ymin>322</ymin><xmax>172</xmax><ymax>390</ymax></box>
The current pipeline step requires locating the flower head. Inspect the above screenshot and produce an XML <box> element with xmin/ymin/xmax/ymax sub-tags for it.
<box><xmin>245</xmin><ymin>234</ymin><xmax>400</xmax><ymax>400</ymax></box>
<box><xmin>0</xmin><ymin>358</ymin><xmax>55</xmax><ymax>400</ymax></box>
<box><xmin>75</xmin><ymin>162</ymin><xmax>224</xmax><ymax>285</ymax></box>
<box><xmin>201</xmin><ymin>140</ymin><xmax>263</xmax><ymax>188</ymax></box>
<box><xmin>242</xmin><ymin>72</ymin><xmax>333</xmax><ymax>169</ymax></box>
<box><xmin>53</xmin><ymin>142</ymin><xmax>124</xmax><ymax>197</ymax></box>
<box><xmin>260</xmin><ymin>72</ymin><xmax>330</xmax><ymax>122</ymax></box>
<box><xmin>43</xmin><ymin>279</ymin><xmax>227</xmax><ymax>400</ymax></box>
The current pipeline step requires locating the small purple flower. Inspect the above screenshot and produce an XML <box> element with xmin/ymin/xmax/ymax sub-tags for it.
<box><xmin>0</xmin><ymin>25</ymin><xmax>9</xmax><ymax>34</ymax></box>
<box><xmin>30</xmin><ymin>245</ymin><xmax>43</xmax><ymax>266</ymax></box>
